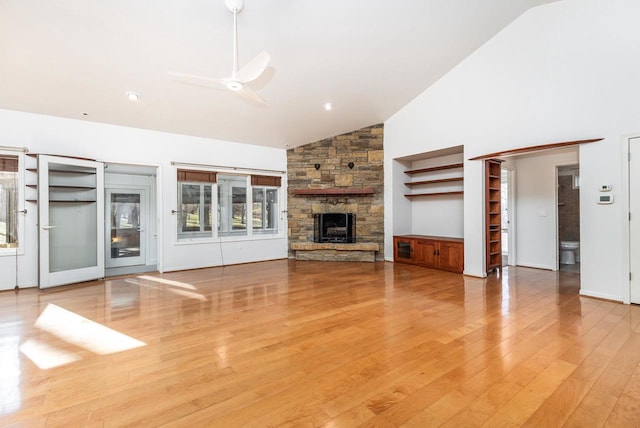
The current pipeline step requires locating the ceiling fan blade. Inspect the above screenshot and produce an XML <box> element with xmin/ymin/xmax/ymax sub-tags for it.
<box><xmin>168</xmin><ymin>71</ymin><xmax>227</xmax><ymax>90</ymax></box>
<box><xmin>236</xmin><ymin>85</ymin><xmax>266</xmax><ymax>105</ymax></box>
<box><xmin>235</xmin><ymin>51</ymin><xmax>270</xmax><ymax>83</ymax></box>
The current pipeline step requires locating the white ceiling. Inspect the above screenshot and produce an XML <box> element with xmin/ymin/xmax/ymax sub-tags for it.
<box><xmin>0</xmin><ymin>0</ymin><xmax>555</xmax><ymax>149</ymax></box>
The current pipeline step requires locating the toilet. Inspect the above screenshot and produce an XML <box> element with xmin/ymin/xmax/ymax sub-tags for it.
<box><xmin>560</xmin><ymin>241</ymin><xmax>580</xmax><ymax>264</ymax></box>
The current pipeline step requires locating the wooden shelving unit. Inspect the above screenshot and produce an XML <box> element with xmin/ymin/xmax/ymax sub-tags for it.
<box><xmin>404</xmin><ymin>177</ymin><xmax>463</xmax><ymax>187</ymax></box>
<box><xmin>405</xmin><ymin>163</ymin><xmax>464</xmax><ymax>175</ymax></box>
<box><xmin>393</xmin><ymin>147</ymin><xmax>465</xmax><ymax>272</ymax></box>
<box><xmin>485</xmin><ymin>159</ymin><xmax>502</xmax><ymax>274</ymax></box>
<box><xmin>405</xmin><ymin>191</ymin><xmax>464</xmax><ymax>198</ymax></box>
<box><xmin>404</xmin><ymin>162</ymin><xmax>464</xmax><ymax>198</ymax></box>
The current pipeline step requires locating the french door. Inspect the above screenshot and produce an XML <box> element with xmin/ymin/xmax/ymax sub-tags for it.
<box><xmin>105</xmin><ymin>189</ymin><xmax>146</xmax><ymax>268</ymax></box>
<box><xmin>38</xmin><ymin>155</ymin><xmax>105</xmax><ymax>288</ymax></box>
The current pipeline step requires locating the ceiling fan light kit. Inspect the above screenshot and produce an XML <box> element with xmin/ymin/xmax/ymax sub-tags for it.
<box><xmin>226</xmin><ymin>81</ymin><xmax>244</xmax><ymax>91</ymax></box>
<box><xmin>169</xmin><ymin>0</ymin><xmax>269</xmax><ymax>104</ymax></box>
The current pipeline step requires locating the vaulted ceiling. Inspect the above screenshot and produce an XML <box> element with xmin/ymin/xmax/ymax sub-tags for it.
<box><xmin>0</xmin><ymin>0</ymin><xmax>556</xmax><ymax>149</ymax></box>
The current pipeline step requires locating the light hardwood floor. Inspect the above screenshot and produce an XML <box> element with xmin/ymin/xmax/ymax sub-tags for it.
<box><xmin>1</xmin><ymin>260</ymin><xmax>639</xmax><ymax>427</ymax></box>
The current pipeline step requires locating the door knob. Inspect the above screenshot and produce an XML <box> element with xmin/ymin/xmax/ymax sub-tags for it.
<box><xmin>42</xmin><ymin>225</ymin><xmax>56</xmax><ymax>230</ymax></box>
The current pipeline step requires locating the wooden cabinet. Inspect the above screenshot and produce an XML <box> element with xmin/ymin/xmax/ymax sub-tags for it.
<box><xmin>485</xmin><ymin>159</ymin><xmax>502</xmax><ymax>273</ymax></box>
<box><xmin>413</xmin><ymin>238</ymin><xmax>438</xmax><ymax>267</ymax></box>
<box><xmin>393</xmin><ymin>235</ymin><xmax>464</xmax><ymax>274</ymax></box>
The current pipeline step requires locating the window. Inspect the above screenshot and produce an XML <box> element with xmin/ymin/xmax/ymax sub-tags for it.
<box><xmin>251</xmin><ymin>175</ymin><xmax>281</xmax><ymax>235</ymax></box>
<box><xmin>177</xmin><ymin>169</ymin><xmax>216</xmax><ymax>240</ymax></box>
<box><xmin>218</xmin><ymin>175</ymin><xmax>247</xmax><ymax>236</ymax></box>
<box><xmin>252</xmin><ymin>187</ymin><xmax>278</xmax><ymax>234</ymax></box>
<box><xmin>0</xmin><ymin>154</ymin><xmax>20</xmax><ymax>251</ymax></box>
<box><xmin>176</xmin><ymin>169</ymin><xmax>282</xmax><ymax>241</ymax></box>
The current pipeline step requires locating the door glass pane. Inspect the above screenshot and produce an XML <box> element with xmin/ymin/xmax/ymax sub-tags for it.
<box><xmin>48</xmin><ymin>162</ymin><xmax>98</xmax><ymax>273</ymax></box>
<box><xmin>232</xmin><ymin>186</ymin><xmax>246</xmax><ymax>230</ymax></box>
<box><xmin>252</xmin><ymin>188</ymin><xmax>264</xmax><ymax>229</ymax></box>
<box><xmin>110</xmin><ymin>193</ymin><xmax>141</xmax><ymax>259</ymax></box>
<box><xmin>266</xmin><ymin>188</ymin><xmax>278</xmax><ymax>231</ymax></box>
<box><xmin>204</xmin><ymin>185</ymin><xmax>212</xmax><ymax>231</ymax></box>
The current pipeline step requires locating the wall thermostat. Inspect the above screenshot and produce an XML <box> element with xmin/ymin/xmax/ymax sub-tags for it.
<box><xmin>600</xmin><ymin>184</ymin><xmax>612</xmax><ymax>192</ymax></box>
<box><xmin>598</xmin><ymin>194</ymin><xmax>614</xmax><ymax>204</ymax></box>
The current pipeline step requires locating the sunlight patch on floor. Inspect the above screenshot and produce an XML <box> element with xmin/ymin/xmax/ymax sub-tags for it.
<box><xmin>34</xmin><ymin>304</ymin><xmax>145</xmax><ymax>355</ymax></box>
<box><xmin>19</xmin><ymin>303</ymin><xmax>146</xmax><ymax>370</ymax></box>
<box><xmin>126</xmin><ymin>277</ymin><xmax>208</xmax><ymax>301</ymax></box>
<box><xmin>19</xmin><ymin>338</ymin><xmax>81</xmax><ymax>370</ymax></box>
<box><xmin>137</xmin><ymin>275</ymin><xmax>198</xmax><ymax>290</ymax></box>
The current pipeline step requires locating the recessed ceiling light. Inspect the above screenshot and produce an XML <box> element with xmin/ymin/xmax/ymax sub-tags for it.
<box><xmin>323</xmin><ymin>102</ymin><xmax>333</xmax><ymax>111</ymax></box>
<box><xmin>126</xmin><ymin>91</ymin><xmax>140</xmax><ymax>101</ymax></box>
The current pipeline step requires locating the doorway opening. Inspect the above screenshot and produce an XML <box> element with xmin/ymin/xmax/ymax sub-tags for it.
<box><xmin>557</xmin><ymin>164</ymin><xmax>580</xmax><ymax>273</ymax></box>
<box><xmin>105</xmin><ymin>163</ymin><xmax>158</xmax><ymax>277</ymax></box>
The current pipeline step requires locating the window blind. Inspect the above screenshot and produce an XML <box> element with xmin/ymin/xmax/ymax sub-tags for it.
<box><xmin>251</xmin><ymin>175</ymin><xmax>281</xmax><ymax>187</ymax></box>
<box><xmin>177</xmin><ymin>169</ymin><xmax>217</xmax><ymax>183</ymax></box>
<box><xmin>0</xmin><ymin>156</ymin><xmax>18</xmax><ymax>172</ymax></box>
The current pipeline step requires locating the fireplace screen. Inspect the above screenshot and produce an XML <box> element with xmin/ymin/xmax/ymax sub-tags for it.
<box><xmin>313</xmin><ymin>213</ymin><xmax>355</xmax><ymax>243</ymax></box>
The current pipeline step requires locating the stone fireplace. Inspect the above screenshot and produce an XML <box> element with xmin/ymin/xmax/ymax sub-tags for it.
<box><xmin>287</xmin><ymin>124</ymin><xmax>384</xmax><ymax>261</ymax></box>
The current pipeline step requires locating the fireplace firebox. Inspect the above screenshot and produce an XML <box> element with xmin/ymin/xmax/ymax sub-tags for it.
<box><xmin>314</xmin><ymin>213</ymin><xmax>356</xmax><ymax>243</ymax></box>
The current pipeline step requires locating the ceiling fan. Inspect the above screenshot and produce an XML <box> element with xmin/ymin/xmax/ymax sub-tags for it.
<box><xmin>169</xmin><ymin>0</ymin><xmax>270</xmax><ymax>104</ymax></box>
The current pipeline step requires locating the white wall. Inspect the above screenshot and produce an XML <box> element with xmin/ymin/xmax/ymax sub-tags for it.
<box><xmin>514</xmin><ymin>149</ymin><xmax>578</xmax><ymax>270</ymax></box>
<box><xmin>385</xmin><ymin>0</ymin><xmax>640</xmax><ymax>301</ymax></box>
<box><xmin>0</xmin><ymin>109</ymin><xmax>287</xmax><ymax>290</ymax></box>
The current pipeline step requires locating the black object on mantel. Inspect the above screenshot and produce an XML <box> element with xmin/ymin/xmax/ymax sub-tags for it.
<box><xmin>314</xmin><ymin>213</ymin><xmax>356</xmax><ymax>243</ymax></box>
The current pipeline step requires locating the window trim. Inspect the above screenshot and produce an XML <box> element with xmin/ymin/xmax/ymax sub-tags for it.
<box><xmin>252</xmin><ymin>185</ymin><xmax>280</xmax><ymax>235</ymax></box>
<box><xmin>176</xmin><ymin>181</ymin><xmax>214</xmax><ymax>241</ymax></box>
<box><xmin>217</xmin><ymin>173</ymin><xmax>250</xmax><ymax>238</ymax></box>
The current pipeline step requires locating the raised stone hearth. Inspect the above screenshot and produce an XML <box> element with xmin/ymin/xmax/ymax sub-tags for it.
<box><xmin>290</xmin><ymin>242</ymin><xmax>380</xmax><ymax>262</ymax></box>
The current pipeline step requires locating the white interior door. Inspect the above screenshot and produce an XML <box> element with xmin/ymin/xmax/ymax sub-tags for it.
<box><xmin>106</xmin><ymin>188</ymin><xmax>146</xmax><ymax>268</ymax></box>
<box><xmin>630</xmin><ymin>138</ymin><xmax>640</xmax><ymax>303</ymax></box>
<box><xmin>38</xmin><ymin>155</ymin><xmax>104</xmax><ymax>288</ymax></box>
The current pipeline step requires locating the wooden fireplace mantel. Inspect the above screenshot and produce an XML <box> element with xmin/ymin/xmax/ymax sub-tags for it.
<box><xmin>290</xmin><ymin>187</ymin><xmax>375</xmax><ymax>196</ymax></box>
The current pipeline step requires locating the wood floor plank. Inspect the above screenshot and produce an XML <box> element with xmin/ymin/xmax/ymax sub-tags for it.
<box><xmin>604</xmin><ymin>361</ymin><xmax>640</xmax><ymax>427</ymax></box>
<box><xmin>481</xmin><ymin>359</ymin><xmax>577</xmax><ymax>427</ymax></box>
<box><xmin>563</xmin><ymin>328</ymin><xmax>640</xmax><ymax>427</ymax></box>
<box><xmin>1</xmin><ymin>261</ymin><xmax>639</xmax><ymax>427</ymax></box>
